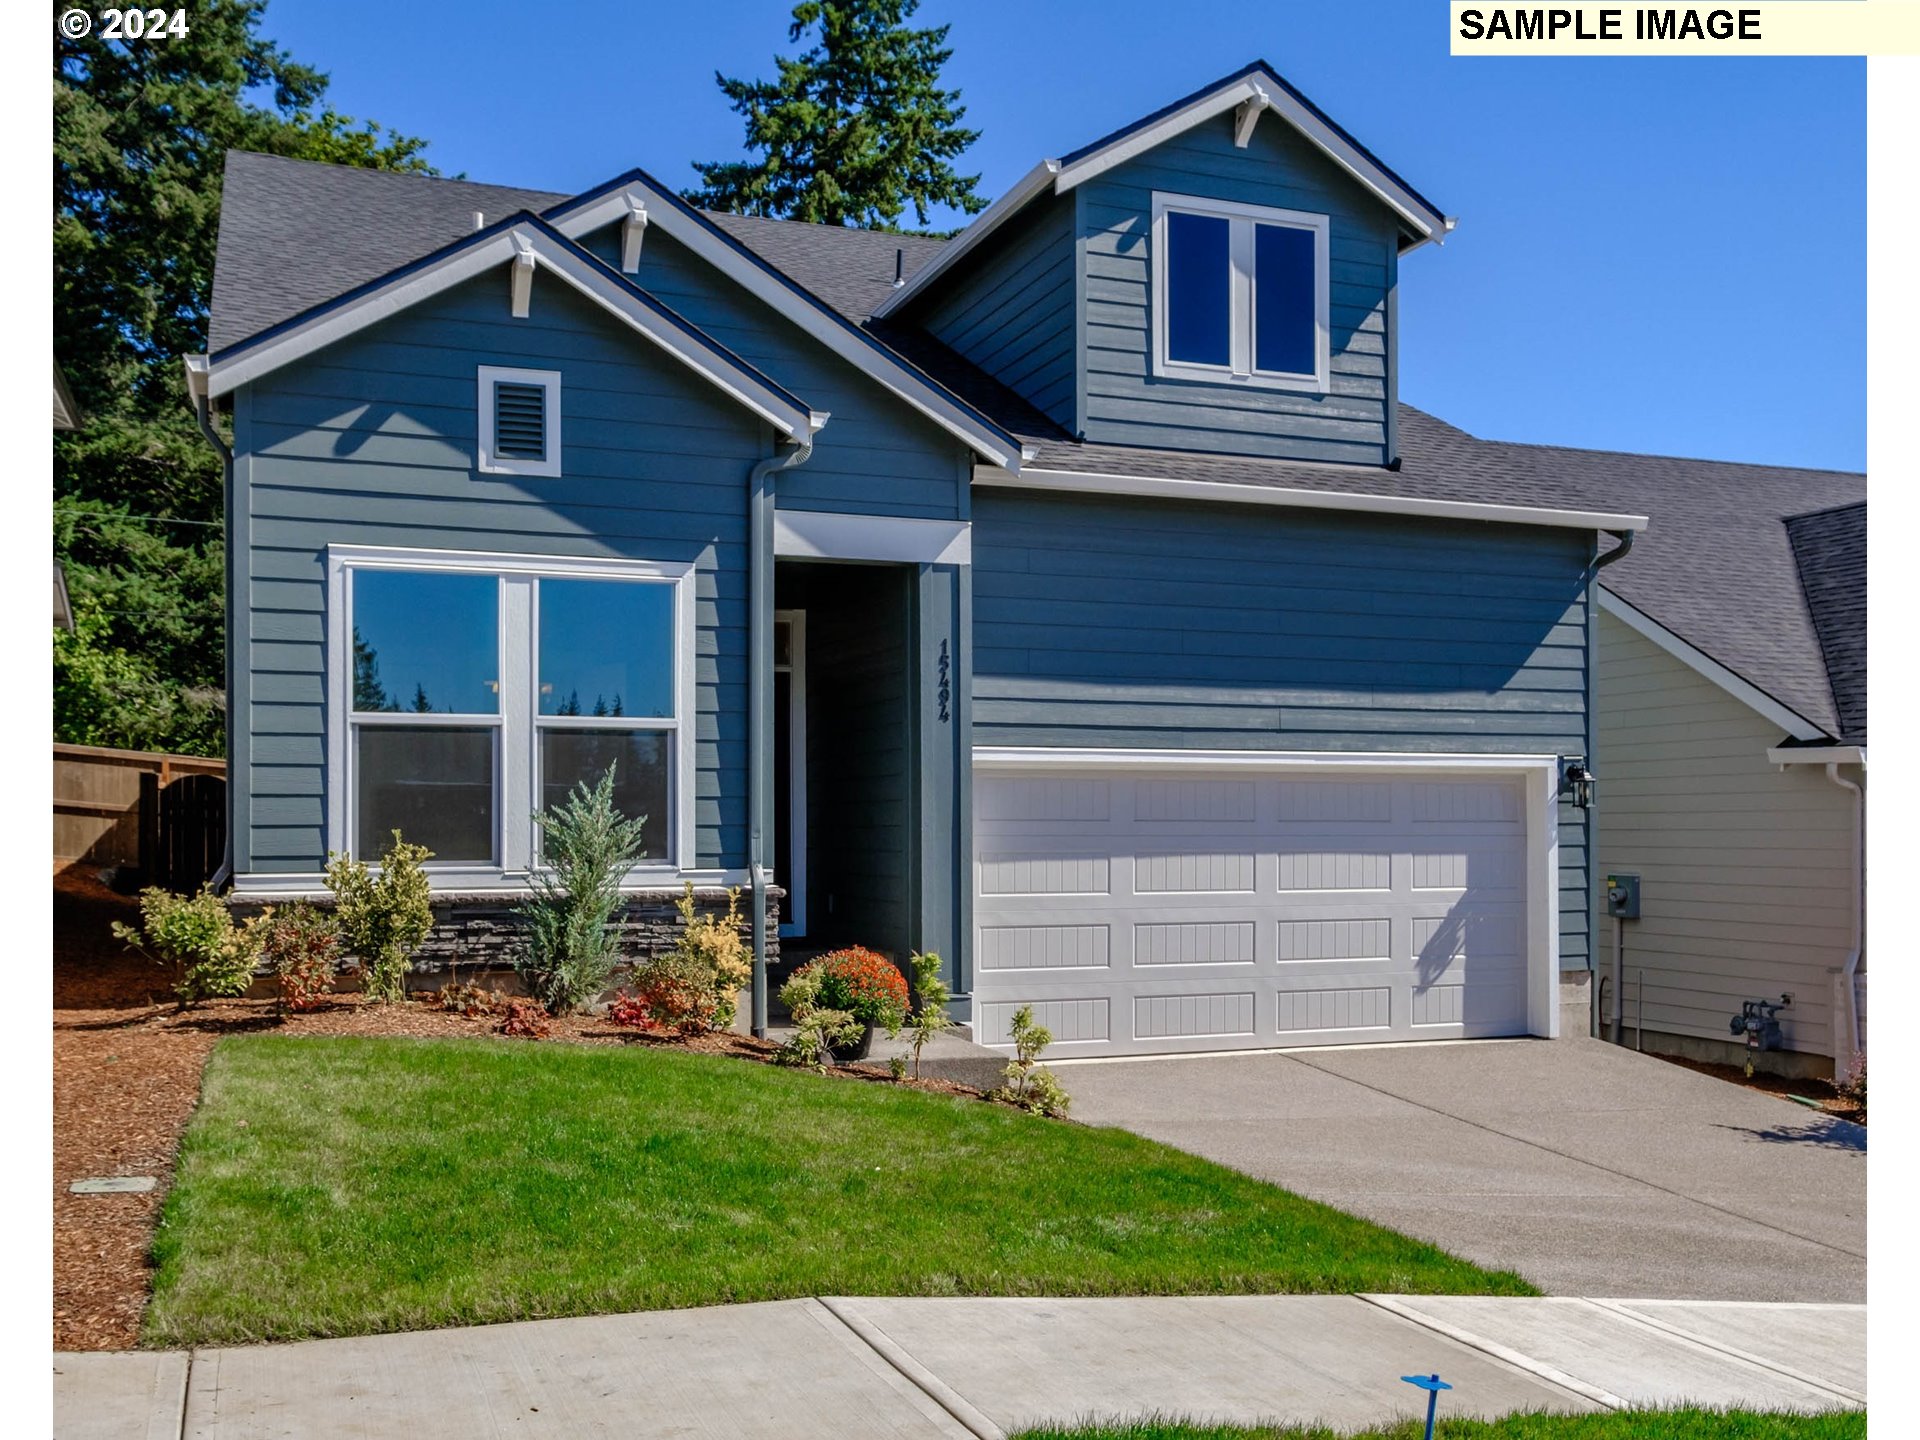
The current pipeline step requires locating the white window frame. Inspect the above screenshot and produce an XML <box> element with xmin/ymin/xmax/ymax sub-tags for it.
<box><xmin>326</xmin><ymin>544</ymin><xmax>697</xmax><ymax>889</ymax></box>
<box><xmin>1150</xmin><ymin>192</ymin><xmax>1331</xmax><ymax>394</ymax></box>
<box><xmin>477</xmin><ymin>365</ymin><xmax>563</xmax><ymax>478</ymax></box>
<box><xmin>774</xmin><ymin>610</ymin><xmax>808</xmax><ymax>937</ymax></box>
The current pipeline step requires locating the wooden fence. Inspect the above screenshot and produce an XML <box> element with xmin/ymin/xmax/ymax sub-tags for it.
<box><xmin>54</xmin><ymin>744</ymin><xmax>228</xmax><ymax>888</ymax></box>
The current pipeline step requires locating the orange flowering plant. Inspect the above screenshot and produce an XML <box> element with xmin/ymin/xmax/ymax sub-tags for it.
<box><xmin>793</xmin><ymin>946</ymin><xmax>909</xmax><ymax>1030</ymax></box>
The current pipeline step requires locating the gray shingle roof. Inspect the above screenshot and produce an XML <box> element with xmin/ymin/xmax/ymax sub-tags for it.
<box><xmin>210</xmin><ymin>152</ymin><xmax>566</xmax><ymax>352</ymax></box>
<box><xmin>1785</xmin><ymin>502</ymin><xmax>1867</xmax><ymax>743</ymax></box>
<box><xmin>208</xmin><ymin>152</ymin><xmax>1866</xmax><ymax>741</ymax></box>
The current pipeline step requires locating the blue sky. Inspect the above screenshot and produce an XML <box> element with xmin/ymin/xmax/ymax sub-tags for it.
<box><xmin>264</xmin><ymin>0</ymin><xmax>1865</xmax><ymax>472</ymax></box>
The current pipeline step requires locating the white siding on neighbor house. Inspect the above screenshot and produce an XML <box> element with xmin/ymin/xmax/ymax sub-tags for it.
<box><xmin>1596</xmin><ymin>613</ymin><xmax>1856</xmax><ymax>1058</ymax></box>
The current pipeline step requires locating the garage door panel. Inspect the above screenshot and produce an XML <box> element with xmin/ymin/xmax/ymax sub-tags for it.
<box><xmin>974</xmin><ymin>767</ymin><xmax>1539</xmax><ymax>1056</ymax></box>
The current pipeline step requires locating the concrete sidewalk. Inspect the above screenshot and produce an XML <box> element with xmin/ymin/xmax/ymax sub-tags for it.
<box><xmin>55</xmin><ymin>1295</ymin><xmax>1864</xmax><ymax>1439</ymax></box>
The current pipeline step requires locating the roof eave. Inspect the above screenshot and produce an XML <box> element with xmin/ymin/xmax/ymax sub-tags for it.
<box><xmin>975</xmin><ymin>462</ymin><xmax>1650</xmax><ymax>534</ymax></box>
<box><xmin>205</xmin><ymin>216</ymin><xmax>821</xmax><ymax>442</ymax></box>
<box><xmin>545</xmin><ymin>173</ymin><xmax>1027</xmax><ymax>470</ymax></box>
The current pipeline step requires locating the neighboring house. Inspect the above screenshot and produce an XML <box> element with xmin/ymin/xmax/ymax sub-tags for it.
<box><xmin>1592</xmin><ymin>474</ymin><xmax>1865</xmax><ymax>1077</ymax></box>
<box><xmin>55</xmin><ymin>359</ymin><xmax>79</xmax><ymax>630</ymax></box>
<box><xmin>190</xmin><ymin>59</ymin><xmax>1757</xmax><ymax>1059</ymax></box>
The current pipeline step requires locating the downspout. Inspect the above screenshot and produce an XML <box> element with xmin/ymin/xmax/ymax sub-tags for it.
<box><xmin>185</xmin><ymin>357</ymin><xmax>236</xmax><ymax>892</ymax></box>
<box><xmin>1586</xmin><ymin>528</ymin><xmax>1635</xmax><ymax>1038</ymax></box>
<box><xmin>1824</xmin><ymin>761</ymin><xmax>1864</xmax><ymax>1062</ymax></box>
<box><xmin>748</xmin><ymin>439</ymin><xmax>814</xmax><ymax>1038</ymax></box>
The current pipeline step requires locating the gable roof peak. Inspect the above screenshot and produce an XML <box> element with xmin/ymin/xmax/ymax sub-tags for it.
<box><xmin>873</xmin><ymin>59</ymin><xmax>1453</xmax><ymax>321</ymax></box>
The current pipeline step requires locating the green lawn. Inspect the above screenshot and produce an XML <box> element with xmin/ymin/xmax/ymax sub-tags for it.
<box><xmin>1012</xmin><ymin>1411</ymin><xmax>1865</xmax><ymax>1440</ymax></box>
<box><xmin>147</xmin><ymin>1035</ymin><xmax>1531</xmax><ymax>1345</ymax></box>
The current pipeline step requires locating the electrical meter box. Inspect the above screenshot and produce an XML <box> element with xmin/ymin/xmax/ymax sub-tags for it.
<box><xmin>1605</xmin><ymin>873</ymin><xmax>1641</xmax><ymax>919</ymax></box>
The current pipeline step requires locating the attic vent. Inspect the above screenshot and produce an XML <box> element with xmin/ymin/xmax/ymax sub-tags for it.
<box><xmin>492</xmin><ymin>382</ymin><xmax>547</xmax><ymax>459</ymax></box>
<box><xmin>477</xmin><ymin>365</ymin><xmax>562</xmax><ymax>477</ymax></box>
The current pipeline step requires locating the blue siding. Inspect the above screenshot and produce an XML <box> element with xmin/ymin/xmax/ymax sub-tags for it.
<box><xmin>970</xmin><ymin>489</ymin><xmax>1592</xmax><ymax>966</ymax></box>
<box><xmin>922</xmin><ymin>193</ymin><xmax>1077</xmax><ymax>429</ymax></box>
<box><xmin>580</xmin><ymin>226</ymin><xmax>973</xmax><ymax>521</ymax></box>
<box><xmin>235</xmin><ymin>273</ymin><xmax>771</xmax><ymax>874</ymax></box>
<box><xmin>1076</xmin><ymin>110</ymin><xmax>1398</xmax><ymax>465</ymax></box>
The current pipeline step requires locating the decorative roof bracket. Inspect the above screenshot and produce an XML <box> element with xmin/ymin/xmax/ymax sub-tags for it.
<box><xmin>510</xmin><ymin>234</ymin><xmax>536</xmax><ymax>317</ymax></box>
<box><xmin>1233</xmin><ymin>84</ymin><xmax>1272</xmax><ymax>148</ymax></box>
<box><xmin>622</xmin><ymin>193</ymin><xmax>649</xmax><ymax>273</ymax></box>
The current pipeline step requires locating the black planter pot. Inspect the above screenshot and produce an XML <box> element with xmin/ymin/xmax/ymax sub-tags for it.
<box><xmin>835</xmin><ymin>1023</ymin><xmax>878</xmax><ymax>1062</ymax></box>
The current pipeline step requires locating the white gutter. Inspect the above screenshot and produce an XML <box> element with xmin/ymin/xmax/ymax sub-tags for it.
<box><xmin>974</xmin><ymin>463</ymin><xmax>1650</xmax><ymax>534</ymax></box>
<box><xmin>1823</xmin><ymin>762</ymin><xmax>1865</xmax><ymax>1063</ymax></box>
<box><xmin>1767</xmin><ymin>745</ymin><xmax>1866</xmax><ymax>766</ymax></box>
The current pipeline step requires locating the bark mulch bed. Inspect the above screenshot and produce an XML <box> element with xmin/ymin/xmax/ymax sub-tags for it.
<box><xmin>54</xmin><ymin>868</ymin><xmax>986</xmax><ymax>1350</ymax></box>
<box><xmin>1653</xmin><ymin>1051</ymin><xmax>1865</xmax><ymax>1126</ymax></box>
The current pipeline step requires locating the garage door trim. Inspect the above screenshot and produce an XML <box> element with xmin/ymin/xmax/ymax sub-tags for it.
<box><xmin>970</xmin><ymin>747</ymin><xmax>1563</xmax><ymax>1050</ymax></box>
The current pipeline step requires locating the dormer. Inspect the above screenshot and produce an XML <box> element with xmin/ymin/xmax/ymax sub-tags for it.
<box><xmin>880</xmin><ymin>62</ymin><xmax>1452</xmax><ymax>468</ymax></box>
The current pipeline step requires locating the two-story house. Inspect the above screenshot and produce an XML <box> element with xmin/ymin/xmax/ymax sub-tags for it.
<box><xmin>191</xmin><ymin>62</ymin><xmax>1665</xmax><ymax>1058</ymax></box>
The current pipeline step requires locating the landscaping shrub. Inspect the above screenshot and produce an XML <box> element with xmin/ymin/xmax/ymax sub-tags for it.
<box><xmin>900</xmin><ymin>950</ymin><xmax>955</xmax><ymax>1079</ymax></box>
<box><xmin>257</xmin><ymin>902</ymin><xmax>342</xmax><ymax>1013</ymax></box>
<box><xmin>497</xmin><ymin>999</ymin><xmax>552</xmax><ymax>1039</ymax></box>
<box><xmin>791</xmin><ymin>946</ymin><xmax>909</xmax><ymax>1032</ymax></box>
<box><xmin>325</xmin><ymin>831</ymin><xmax>434</xmax><ymax>1004</ymax></box>
<box><xmin>775</xmin><ymin>964</ymin><xmax>860</xmax><ymax>1070</ymax></box>
<box><xmin>516</xmin><ymin>766</ymin><xmax>648</xmax><ymax>1014</ymax></box>
<box><xmin>671</xmin><ymin>882</ymin><xmax>751</xmax><ymax>1026</ymax></box>
<box><xmin>112</xmin><ymin>885</ymin><xmax>264</xmax><ymax>1005</ymax></box>
<box><xmin>611</xmin><ymin>953</ymin><xmax>719</xmax><ymax>1035</ymax></box>
<box><xmin>994</xmin><ymin>1004</ymin><xmax>1071</xmax><ymax>1117</ymax></box>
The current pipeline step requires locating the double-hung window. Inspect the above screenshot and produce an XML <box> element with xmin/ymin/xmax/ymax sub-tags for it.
<box><xmin>1151</xmin><ymin>193</ymin><xmax>1331</xmax><ymax>393</ymax></box>
<box><xmin>331</xmin><ymin>546</ymin><xmax>694</xmax><ymax>880</ymax></box>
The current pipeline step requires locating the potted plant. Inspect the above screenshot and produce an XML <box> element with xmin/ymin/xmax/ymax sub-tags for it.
<box><xmin>787</xmin><ymin>946</ymin><xmax>909</xmax><ymax>1060</ymax></box>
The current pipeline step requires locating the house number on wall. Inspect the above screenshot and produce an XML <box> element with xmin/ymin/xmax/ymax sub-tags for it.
<box><xmin>937</xmin><ymin>639</ymin><xmax>951</xmax><ymax>722</ymax></box>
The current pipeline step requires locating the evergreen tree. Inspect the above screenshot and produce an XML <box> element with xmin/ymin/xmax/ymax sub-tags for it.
<box><xmin>685</xmin><ymin>0</ymin><xmax>985</xmax><ymax>231</ymax></box>
<box><xmin>351</xmin><ymin>628</ymin><xmax>393</xmax><ymax>713</ymax></box>
<box><xmin>55</xmin><ymin>0</ymin><xmax>434</xmax><ymax>755</ymax></box>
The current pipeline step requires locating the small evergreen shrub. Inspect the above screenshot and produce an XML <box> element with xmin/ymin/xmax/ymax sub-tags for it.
<box><xmin>900</xmin><ymin>950</ymin><xmax>955</xmax><ymax>1079</ymax></box>
<box><xmin>516</xmin><ymin>766</ymin><xmax>647</xmax><ymax>1014</ymax></box>
<box><xmin>775</xmin><ymin>966</ymin><xmax>859</xmax><ymax>1070</ymax></box>
<box><xmin>609</xmin><ymin>953</ymin><xmax>719</xmax><ymax>1035</ymax></box>
<box><xmin>672</xmin><ymin>883</ymin><xmax>751</xmax><ymax>1027</ymax></box>
<box><xmin>257</xmin><ymin>902</ymin><xmax>342</xmax><ymax>1013</ymax></box>
<box><xmin>325</xmin><ymin>831</ymin><xmax>434</xmax><ymax>1004</ymax></box>
<box><xmin>790</xmin><ymin>946</ymin><xmax>909</xmax><ymax>1031</ymax></box>
<box><xmin>111</xmin><ymin>885</ymin><xmax>263</xmax><ymax>1005</ymax></box>
<box><xmin>993</xmin><ymin>1004</ymin><xmax>1071</xmax><ymax>1117</ymax></box>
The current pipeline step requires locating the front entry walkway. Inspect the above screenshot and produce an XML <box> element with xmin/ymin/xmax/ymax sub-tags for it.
<box><xmin>1061</xmin><ymin>1036</ymin><xmax>1867</xmax><ymax>1301</ymax></box>
<box><xmin>56</xmin><ymin>1293</ymin><xmax>1863</xmax><ymax>1439</ymax></box>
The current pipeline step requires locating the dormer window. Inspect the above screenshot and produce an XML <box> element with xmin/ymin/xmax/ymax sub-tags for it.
<box><xmin>1151</xmin><ymin>194</ymin><xmax>1330</xmax><ymax>393</ymax></box>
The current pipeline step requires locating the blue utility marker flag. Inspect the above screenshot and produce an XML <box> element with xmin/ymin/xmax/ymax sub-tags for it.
<box><xmin>1402</xmin><ymin>1374</ymin><xmax>1453</xmax><ymax>1392</ymax></box>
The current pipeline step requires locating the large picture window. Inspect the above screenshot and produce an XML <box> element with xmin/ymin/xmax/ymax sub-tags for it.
<box><xmin>329</xmin><ymin>547</ymin><xmax>694</xmax><ymax>880</ymax></box>
<box><xmin>1151</xmin><ymin>193</ymin><xmax>1330</xmax><ymax>393</ymax></box>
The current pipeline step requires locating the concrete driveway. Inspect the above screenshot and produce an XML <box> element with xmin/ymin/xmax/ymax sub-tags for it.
<box><xmin>1060</xmin><ymin>1037</ymin><xmax>1865</xmax><ymax>1301</ymax></box>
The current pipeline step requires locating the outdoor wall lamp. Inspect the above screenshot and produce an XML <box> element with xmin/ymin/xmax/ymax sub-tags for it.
<box><xmin>1561</xmin><ymin>757</ymin><xmax>1595</xmax><ymax>810</ymax></box>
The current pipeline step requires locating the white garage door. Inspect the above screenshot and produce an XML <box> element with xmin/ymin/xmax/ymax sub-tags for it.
<box><xmin>972</xmin><ymin>766</ymin><xmax>1537</xmax><ymax>1056</ymax></box>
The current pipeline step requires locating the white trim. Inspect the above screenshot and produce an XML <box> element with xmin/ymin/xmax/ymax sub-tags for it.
<box><xmin>1150</xmin><ymin>192</ymin><xmax>1331</xmax><ymax>394</ymax></box>
<box><xmin>1768</xmin><ymin>745</ymin><xmax>1866</xmax><ymax>766</ymax></box>
<box><xmin>547</xmin><ymin>186</ymin><xmax>1024</xmax><ymax>470</ymax></box>
<box><xmin>209</xmin><ymin>222</ymin><xmax>821</xmax><ymax>442</ymax></box>
<box><xmin>1053</xmin><ymin>71</ymin><xmax>1450</xmax><ymax>240</ymax></box>
<box><xmin>868</xmin><ymin>160</ymin><xmax>1060</xmax><ymax>320</ymax></box>
<box><xmin>971</xmin><ymin>746</ymin><xmax>1562</xmax><ymax>1044</ymax></box>
<box><xmin>477</xmin><ymin>365</ymin><xmax>562</xmax><ymax>478</ymax></box>
<box><xmin>775</xmin><ymin>609</ymin><xmax>808</xmax><ymax>938</ymax></box>
<box><xmin>325</xmin><ymin>543</ymin><xmax>698</xmax><ymax>889</ymax></box>
<box><xmin>976</xmin><ymin>463</ymin><xmax>1651</xmax><ymax>534</ymax></box>
<box><xmin>875</xmin><ymin>67</ymin><xmax>1452</xmax><ymax>318</ymax></box>
<box><xmin>772</xmin><ymin>510</ymin><xmax>972</xmax><ymax>565</ymax></box>
<box><xmin>1597</xmin><ymin>588</ymin><xmax>1827</xmax><ymax>742</ymax></box>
